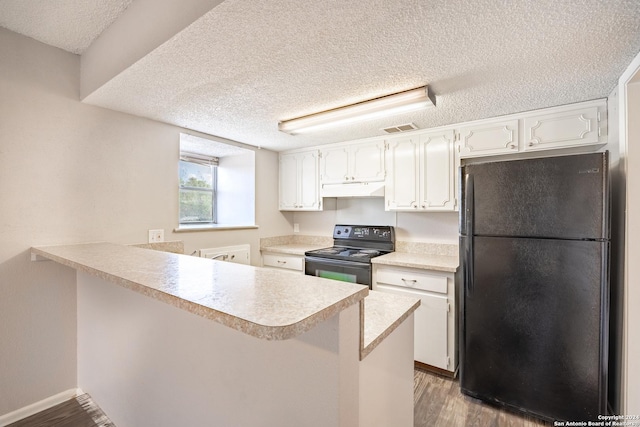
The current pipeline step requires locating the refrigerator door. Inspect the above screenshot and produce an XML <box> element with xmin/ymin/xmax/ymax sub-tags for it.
<box><xmin>460</xmin><ymin>236</ymin><xmax>609</xmax><ymax>421</ymax></box>
<box><xmin>462</xmin><ymin>152</ymin><xmax>609</xmax><ymax>240</ymax></box>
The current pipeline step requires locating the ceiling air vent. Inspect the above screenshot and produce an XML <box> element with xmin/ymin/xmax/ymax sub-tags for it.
<box><xmin>382</xmin><ymin>123</ymin><xmax>419</xmax><ymax>134</ymax></box>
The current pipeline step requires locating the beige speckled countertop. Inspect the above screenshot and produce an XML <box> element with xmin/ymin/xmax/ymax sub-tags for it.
<box><xmin>372</xmin><ymin>252</ymin><xmax>459</xmax><ymax>272</ymax></box>
<box><xmin>362</xmin><ymin>291</ymin><xmax>420</xmax><ymax>359</ymax></box>
<box><xmin>33</xmin><ymin>242</ymin><xmax>420</xmax><ymax>358</ymax></box>
<box><xmin>31</xmin><ymin>242</ymin><xmax>369</xmax><ymax>341</ymax></box>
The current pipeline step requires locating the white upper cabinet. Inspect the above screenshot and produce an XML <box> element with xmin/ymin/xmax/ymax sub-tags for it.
<box><xmin>457</xmin><ymin>119</ymin><xmax>519</xmax><ymax>158</ymax></box>
<box><xmin>279</xmin><ymin>153</ymin><xmax>299</xmax><ymax>210</ymax></box>
<box><xmin>457</xmin><ymin>99</ymin><xmax>607</xmax><ymax>159</ymax></box>
<box><xmin>319</xmin><ymin>146</ymin><xmax>350</xmax><ymax>184</ymax></box>
<box><xmin>278</xmin><ymin>99</ymin><xmax>608</xmax><ymax>210</ymax></box>
<box><xmin>420</xmin><ymin>130</ymin><xmax>456</xmax><ymax>211</ymax></box>
<box><xmin>320</xmin><ymin>140</ymin><xmax>385</xmax><ymax>184</ymax></box>
<box><xmin>523</xmin><ymin>105</ymin><xmax>602</xmax><ymax>152</ymax></box>
<box><xmin>279</xmin><ymin>150</ymin><xmax>321</xmax><ymax>211</ymax></box>
<box><xmin>385</xmin><ymin>136</ymin><xmax>420</xmax><ymax>210</ymax></box>
<box><xmin>386</xmin><ymin>130</ymin><xmax>456</xmax><ymax>212</ymax></box>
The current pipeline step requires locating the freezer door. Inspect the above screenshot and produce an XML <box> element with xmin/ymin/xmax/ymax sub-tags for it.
<box><xmin>462</xmin><ymin>152</ymin><xmax>609</xmax><ymax>240</ymax></box>
<box><xmin>459</xmin><ymin>236</ymin><xmax>608</xmax><ymax>421</ymax></box>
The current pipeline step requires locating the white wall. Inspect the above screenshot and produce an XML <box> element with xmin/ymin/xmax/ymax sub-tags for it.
<box><xmin>77</xmin><ymin>272</ymin><xmax>360</xmax><ymax>427</ymax></box>
<box><xmin>216</xmin><ymin>151</ymin><xmax>256</xmax><ymax>226</ymax></box>
<box><xmin>0</xmin><ymin>28</ymin><xmax>291</xmax><ymax>416</ymax></box>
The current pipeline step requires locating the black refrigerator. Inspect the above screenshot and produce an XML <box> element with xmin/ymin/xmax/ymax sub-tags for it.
<box><xmin>458</xmin><ymin>152</ymin><xmax>610</xmax><ymax>422</ymax></box>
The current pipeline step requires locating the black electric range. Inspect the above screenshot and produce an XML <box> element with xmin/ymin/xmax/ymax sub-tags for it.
<box><xmin>304</xmin><ymin>225</ymin><xmax>395</xmax><ymax>288</ymax></box>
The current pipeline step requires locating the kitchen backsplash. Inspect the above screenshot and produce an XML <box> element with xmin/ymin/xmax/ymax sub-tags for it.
<box><xmin>260</xmin><ymin>235</ymin><xmax>457</xmax><ymax>257</ymax></box>
<box><xmin>259</xmin><ymin>234</ymin><xmax>333</xmax><ymax>249</ymax></box>
<box><xmin>291</xmin><ymin>198</ymin><xmax>459</xmax><ymax>244</ymax></box>
<box><xmin>395</xmin><ymin>241</ymin><xmax>458</xmax><ymax>257</ymax></box>
<box><xmin>131</xmin><ymin>241</ymin><xmax>185</xmax><ymax>254</ymax></box>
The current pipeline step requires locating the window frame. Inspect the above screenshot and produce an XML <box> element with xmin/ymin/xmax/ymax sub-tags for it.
<box><xmin>179</xmin><ymin>155</ymin><xmax>218</xmax><ymax>225</ymax></box>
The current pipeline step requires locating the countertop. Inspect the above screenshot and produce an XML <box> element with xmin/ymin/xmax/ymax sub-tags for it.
<box><xmin>31</xmin><ymin>242</ymin><xmax>368</xmax><ymax>341</ymax></box>
<box><xmin>32</xmin><ymin>242</ymin><xmax>419</xmax><ymax>357</ymax></box>
<box><xmin>362</xmin><ymin>290</ymin><xmax>421</xmax><ymax>359</ymax></box>
<box><xmin>372</xmin><ymin>252</ymin><xmax>459</xmax><ymax>272</ymax></box>
<box><xmin>261</xmin><ymin>236</ymin><xmax>458</xmax><ymax>272</ymax></box>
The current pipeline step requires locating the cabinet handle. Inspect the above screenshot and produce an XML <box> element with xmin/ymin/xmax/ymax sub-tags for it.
<box><xmin>528</xmin><ymin>142</ymin><xmax>535</xmax><ymax>147</ymax></box>
<box><xmin>421</xmin><ymin>204</ymin><xmax>426</xmax><ymax>209</ymax></box>
<box><xmin>401</xmin><ymin>278</ymin><xmax>417</xmax><ymax>286</ymax></box>
<box><xmin>351</xmin><ymin>176</ymin><xmax>355</xmax><ymax>180</ymax></box>
<box><xmin>509</xmin><ymin>144</ymin><xmax>516</xmax><ymax>149</ymax></box>
<box><xmin>277</xmin><ymin>260</ymin><xmax>287</xmax><ymax>264</ymax></box>
<box><xmin>345</xmin><ymin>176</ymin><xmax>350</xmax><ymax>181</ymax></box>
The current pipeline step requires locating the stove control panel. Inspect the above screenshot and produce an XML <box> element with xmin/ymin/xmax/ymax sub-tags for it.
<box><xmin>333</xmin><ymin>225</ymin><xmax>395</xmax><ymax>242</ymax></box>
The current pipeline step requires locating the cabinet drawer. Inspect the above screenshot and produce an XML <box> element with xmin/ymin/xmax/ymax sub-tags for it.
<box><xmin>262</xmin><ymin>253</ymin><xmax>303</xmax><ymax>271</ymax></box>
<box><xmin>375</xmin><ymin>267</ymin><xmax>448</xmax><ymax>294</ymax></box>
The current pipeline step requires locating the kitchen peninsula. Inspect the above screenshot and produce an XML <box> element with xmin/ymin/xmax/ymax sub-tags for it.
<box><xmin>31</xmin><ymin>242</ymin><xmax>418</xmax><ymax>427</ymax></box>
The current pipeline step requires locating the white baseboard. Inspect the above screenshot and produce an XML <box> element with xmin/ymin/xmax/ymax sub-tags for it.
<box><xmin>0</xmin><ymin>388</ymin><xmax>83</xmax><ymax>426</ymax></box>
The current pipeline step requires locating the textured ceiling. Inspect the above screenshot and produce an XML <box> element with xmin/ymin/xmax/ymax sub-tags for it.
<box><xmin>3</xmin><ymin>0</ymin><xmax>640</xmax><ymax>151</ymax></box>
<box><xmin>0</xmin><ymin>0</ymin><xmax>132</xmax><ymax>54</ymax></box>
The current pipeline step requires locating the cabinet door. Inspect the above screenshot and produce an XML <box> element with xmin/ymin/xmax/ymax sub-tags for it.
<box><xmin>385</xmin><ymin>136</ymin><xmax>419</xmax><ymax>210</ymax></box>
<box><xmin>458</xmin><ymin>120</ymin><xmax>519</xmax><ymax>158</ymax></box>
<box><xmin>523</xmin><ymin>106</ymin><xmax>601</xmax><ymax>152</ymax></box>
<box><xmin>262</xmin><ymin>253</ymin><xmax>304</xmax><ymax>271</ymax></box>
<box><xmin>414</xmin><ymin>293</ymin><xmax>449</xmax><ymax>370</ymax></box>
<box><xmin>298</xmin><ymin>151</ymin><xmax>321</xmax><ymax>210</ymax></box>
<box><xmin>320</xmin><ymin>146</ymin><xmax>350</xmax><ymax>184</ymax></box>
<box><xmin>376</xmin><ymin>284</ymin><xmax>450</xmax><ymax>370</ymax></box>
<box><xmin>420</xmin><ymin>130</ymin><xmax>456</xmax><ymax>211</ymax></box>
<box><xmin>351</xmin><ymin>140</ymin><xmax>386</xmax><ymax>182</ymax></box>
<box><xmin>279</xmin><ymin>153</ymin><xmax>299</xmax><ymax>210</ymax></box>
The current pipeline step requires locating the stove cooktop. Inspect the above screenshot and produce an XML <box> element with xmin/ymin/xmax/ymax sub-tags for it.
<box><xmin>305</xmin><ymin>246</ymin><xmax>388</xmax><ymax>262</ymax></box>
<box><xmin>304</xmin><ymin>225</ymin><xmax>395</xmax><ymax>263</ymax></box>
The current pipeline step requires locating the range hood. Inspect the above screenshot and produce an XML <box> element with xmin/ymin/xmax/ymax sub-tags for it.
<box><xmin>321</xmin><ymin>182</ymin><xmax>385</xmax><ymax>198</ymax></box>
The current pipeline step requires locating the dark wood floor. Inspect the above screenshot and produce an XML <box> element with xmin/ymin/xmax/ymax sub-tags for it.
<box><xmin>7</xmin><ymin>394</ymin><xmax>114</xmax><ymax>427</ymax></box>
<box><xmin>9</xmin><ymin>369</ymin><xmax>551</xmax><ymax>426</ymax></box>
<box><xmin>414</xmin><ymin>367</ymin><xmax>551</xmax><ymax>427</ymax></box>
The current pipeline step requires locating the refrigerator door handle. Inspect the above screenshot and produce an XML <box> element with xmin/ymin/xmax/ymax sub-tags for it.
<box><xmin>464</xmin><ymin>173</ymin><xmax>474</xmax><ymax>294</ymax></box>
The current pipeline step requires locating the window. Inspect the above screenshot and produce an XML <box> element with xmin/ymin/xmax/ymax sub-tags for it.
<box><xmin>179</xmin><ymin>153</ymin><xmax>218</xmax><ymax>224</ymax></box>
<box><xmin>177</xmin><ymin>133</ymin><xmax>256</xmax><ymax>231</ymax></box>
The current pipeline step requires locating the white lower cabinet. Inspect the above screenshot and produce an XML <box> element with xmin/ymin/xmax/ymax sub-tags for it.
<box><xmin>373</xmin><ymin>265</ymin><xmax>457</xmax><ymax>373</ymax></box>
<box><xmin>262</xmin><ymin>252</ymin><xmax>304</xmax><ymax>272</ymax></box>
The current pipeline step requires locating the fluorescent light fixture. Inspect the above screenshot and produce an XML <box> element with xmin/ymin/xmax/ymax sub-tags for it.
<box><xmin>278</xmin><ymin>86</ymin><xmax>436</xmax><ymax>135</ymax></box>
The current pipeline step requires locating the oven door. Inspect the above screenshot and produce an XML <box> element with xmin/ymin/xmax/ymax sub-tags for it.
<box><xmin>304</xmin><ymin>256</ymin><xmax>371</xmax><ymax>288</ymax></box>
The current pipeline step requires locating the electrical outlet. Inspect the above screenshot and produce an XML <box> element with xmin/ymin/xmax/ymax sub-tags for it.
<box><xmin>148</xmin><ymin>229</ymin><xmax>164</xmax><ymax>243</ymax></box>
<box><xmin>293</xmin><ymin>223</ymin><xmax>300</xmax><ymax>233</ymax></box>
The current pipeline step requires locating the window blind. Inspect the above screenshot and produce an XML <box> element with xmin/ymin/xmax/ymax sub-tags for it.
<box><xmin>180</xmin><ymin>151</ymin><xmax>219</xmax><ymax>166</ymax></box>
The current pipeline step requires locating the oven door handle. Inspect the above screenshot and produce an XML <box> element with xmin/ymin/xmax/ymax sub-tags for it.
<box><xmin>304</xmin><ymin>256</ymin><xmax>370</xmax><ymax>269</ymax></box>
